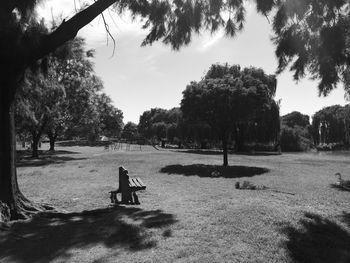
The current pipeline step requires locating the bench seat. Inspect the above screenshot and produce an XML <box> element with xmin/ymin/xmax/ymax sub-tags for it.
<box><xmin>128</xmin><ymin>177</ymin><xmax>146</xmax><ymax>191</ymax></box>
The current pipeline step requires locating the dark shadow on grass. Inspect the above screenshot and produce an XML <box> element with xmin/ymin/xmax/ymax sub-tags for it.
<box><xmin>16</xmin><ymin>149</ymin><xmax>80</xmax><ymax>157</ymax></box>
<box><xmin>0</xmin><ymin>206</ymin><xmax>177</xmax><ymax>263</ymax></box>
<box><xmin>176</xmin><ymin>149</ymin><xmax>223</xmax><ymax>155</ymax></box>
<box><xmin>160</xmin><ymin>164</ymin><xmax>269</xmax><ymax>178</ymax></box>
<box><xmin>57</xmin><ymin>140</ymin><xmax>109</xmax><ymax>147</ymax></box>
<box><xmin>281</xmin><ymin>212</ymin><xmax>350</xmax><ymax>263</ymax></box>
<box><xmin>44</xmin><ymin>150</ymin><xmax>81</xmax><ymax>155</ymax></box>
<box><xmin>176</xmin><ymin>149</ymin><xmax>280</xmax><ymax>156</ymax></box>
<box><xmin>342</xmin><ymin>212</ymin><xmax>350</xmax><ymax>228</ymax></box>
<box><xmin>16</xmin><ymin>156</ymin><xmax>87</xmax><ymax>167</ymax></box>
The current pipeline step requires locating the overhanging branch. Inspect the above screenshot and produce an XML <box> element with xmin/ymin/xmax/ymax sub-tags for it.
<box><xmin>26</xmin><ymin>0</ymin><xmax>117</xmax><ymax>64</ymax></box>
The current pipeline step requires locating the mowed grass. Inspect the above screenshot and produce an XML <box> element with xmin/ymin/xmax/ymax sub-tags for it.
<box><xmin>1</xmin><ymin>144</ymin><xmax>350</xmax><ymax>263</ymax></box>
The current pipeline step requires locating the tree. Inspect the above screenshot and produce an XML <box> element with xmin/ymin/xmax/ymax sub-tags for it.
<box><xmin>280</xmin><ymin>111</ymin><xmax>313</xmax><ymax>152</ymax></box>
<box><xmin>16</xmin><ymin>69</ymin><xmax>65</xmax><ymax>157</ymax></box>
<box><xmin>95</xmin><ymin>93</ymin><xmax>124</xmax><ymax>138</ymax></box>
<box><xmin>45</xmin><ymin>37</ymin><xmax>97</xmax><ymax>150</ymax></box>
<box><xmin>282</xmin><ymin>111</ymin><xmax>310</xmax><ymax>128</ymax></box>
<box><xmin>121</xmin><ymin>122</ymin><xmax>138</xmax><ymax>141</ymax></box>
<box><xmin>181</xmin><ymin>64</ymin><xmax>277</xmax><ymax>166</ymax></box>
<box><xmin>138</xmin><ymin>108</ymin><xmax>169</xmax><ymax>140</ymax></box>
<box><xmin>312</xmin><ymin>105</ymin><xmax>346</xmax><ymax>145</ymax></box>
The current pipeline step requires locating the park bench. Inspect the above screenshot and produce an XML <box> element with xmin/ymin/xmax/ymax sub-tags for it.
<box><xmin>109</xmin><ymin>166</ymin><xmax>146</xmax><ymax>205</ymax></box>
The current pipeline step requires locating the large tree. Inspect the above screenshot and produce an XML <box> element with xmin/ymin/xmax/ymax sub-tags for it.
<box><xmin>181</xmin><ymin>64</ymin><xmax>277</xmax><ymax>166</ymax></box>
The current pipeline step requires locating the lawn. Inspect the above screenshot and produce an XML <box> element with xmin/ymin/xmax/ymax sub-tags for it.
<box><xmin>1</xmin><ymin>144</ymin><xmax>349</xmax><ymax>263</ymax></box>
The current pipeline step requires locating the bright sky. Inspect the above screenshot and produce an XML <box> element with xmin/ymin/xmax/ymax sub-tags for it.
<box><xmin>37</xmin><ymin>0</ymin><xmax>348</xmax><ymax>124</ymax></box>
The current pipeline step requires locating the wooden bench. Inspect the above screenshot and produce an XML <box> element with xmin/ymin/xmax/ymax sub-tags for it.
<box><xmin>109</xmin><ymin>166</ymin><xmax>146</xmax><ymax>205</ymax></box>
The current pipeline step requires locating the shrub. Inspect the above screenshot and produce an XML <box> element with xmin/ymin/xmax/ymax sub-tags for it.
<box><xmin>280</xmin><ymin>125</ymin><xmax>314</xmax><ymax>152</ymax></box>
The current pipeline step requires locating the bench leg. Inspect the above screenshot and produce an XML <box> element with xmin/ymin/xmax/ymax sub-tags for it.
<box><xmin>121</xmin><ymin>190</ymin><xmax>133</xmax><ymax>204</ymax></box>
<box><xmin>133</xmin><ymin>192</ymin><xmax>140</xmax><ymax>205</ymax></box>
<box><xmin>110</xmin><ymin>192</ymin><xmax>118</xmax><ymax>203</ymax></box>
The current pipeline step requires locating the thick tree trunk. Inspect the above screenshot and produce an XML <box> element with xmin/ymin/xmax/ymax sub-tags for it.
<box><xmin>0</xmin><ymin>97</ymin><xmax>43</xmax><ymax>220</ymax></box>
<box><xmin>0</xmin><ymin>101</ymin><xmax>19</xmax><ymax>219</ymax></box>
<box><xmin>31</xmin><ymin>132</ymin><xmax>40</xmax><ymax>158</ymax></box>
<box><xmin>0</xmin><ymin>74</ymin><xmax>52</xmax><ymax>221</ymax></box>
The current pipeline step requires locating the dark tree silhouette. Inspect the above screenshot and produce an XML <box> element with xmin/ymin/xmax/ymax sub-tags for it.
<box><xmin>312</xmin><ymin>105</ymin><xmax>348</xmax><ymax>145</ymax></box>
<box><xmin>280</xmin><ymin>111</ymin><xmax>313</xmax><ymax>152</ymax></box>
<box><xmin>282</xmin><ymin>111</ymin><xmax>310</xmax><ymax>129</ymax></box>
<box><xmin>181</xmin><ymin>64</ymin><xmax>278</xmax><ymax>166</ymax></box>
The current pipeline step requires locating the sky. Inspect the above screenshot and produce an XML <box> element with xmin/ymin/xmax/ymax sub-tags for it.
<box><xmin>37</xmin><ymin>0</ymin><xmax>348</xmax><ymax>124</ymax></box>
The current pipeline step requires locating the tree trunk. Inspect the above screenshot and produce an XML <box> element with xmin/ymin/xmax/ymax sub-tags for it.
<box><xmin>0</xmin><ymin>74</ymin><xmax>52</xmax><ymax>221</ymax></box>
<box><xmin>222</xmin><ymin>136</ymin><xmax>228</xmax><ymax>167</ymax></box>
<box><xmin>0</xmin><ymin>98</ymin><xmax>41</xmax><ymax>220</ymax></box>
<box><xmin>49</xmin><ymin>135</ymin><xmax>56</xmax><ymax>151</ymax></box>
<box><xmin>31</xmin><ymin>132</ymin><xmax>40</xmax><ymax>158</ymax></box>
<box><xmin>0</xmin><ymin>100</ymin><xmax>19</xmax><ymax>219</ymax></box>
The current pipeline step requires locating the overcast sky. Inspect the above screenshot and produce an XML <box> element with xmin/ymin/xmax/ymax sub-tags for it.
<box><xmin>37</xmin><ymin>0</ymin><xmax>348</xmax><ymax>124</ymax></box>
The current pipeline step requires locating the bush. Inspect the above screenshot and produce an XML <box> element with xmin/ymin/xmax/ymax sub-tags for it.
<box><xmin>280</xmin><ymin>125</ymin><xmax>314</xmax><ymax>152</ymax></box>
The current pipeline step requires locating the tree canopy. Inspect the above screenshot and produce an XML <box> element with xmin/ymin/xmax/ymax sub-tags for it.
<box><xmin>181</xmin><ymin>64</ymin><xmax>279</xmax><ymax>166</ymax></box>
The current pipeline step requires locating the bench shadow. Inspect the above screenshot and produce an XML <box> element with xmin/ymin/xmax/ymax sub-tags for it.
<box><xmin>281</xmin><ymin>212</ymin><xmax>350</xmax><ymax>263</ymax></box>
<box><xmin>16</xmin><ymin>156</ymin><xmax>87</xmax><ymax>167</ymax></box>
<box><xmin>0</xmin><ymin>206</ymin><xmax>177</xmax><ymax>263</ymax></box>
<box><xmin>160</xmin><ymin>164</ymin><xmax>269</xmax><ymax>178</ymax></box>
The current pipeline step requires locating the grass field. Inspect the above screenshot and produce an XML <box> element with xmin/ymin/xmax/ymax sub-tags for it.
<box><xmin>1</xmin><ymin>144</ymin><xmax>350</xmax><ymax>263</ymax></box>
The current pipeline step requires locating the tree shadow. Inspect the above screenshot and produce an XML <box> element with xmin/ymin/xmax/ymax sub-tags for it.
<box><xmin>176</xmin><ymin>149</ymin><xmax>223</xmax><ymax>155</ymax></box>
<box><xmin>44</xmin><ymin>150</ymin><xmax>81</xmax><ymax>155</ymax></box>
<box><xmin>281</xmin><ymin>212</ymin><xmax>350</xmax><ymax>263</ymax></box>
<box><xmin>0</xmin><ymin>206</ymin><xmax>177</xmax><ymax>263</ymax></box>
<box><xmin>159</xmin><ymin>164</ymin><xmax>269</xmax><ymax>178</ymax></box>
<box><xmin>57</xmin><ymin>140</ymin><xmax>109</xmax><ymax>147</ymax></box>
<box><xmin>16</xmin><ymin>156</ymin><xmax>87</xmax><ymax>167</ymax></box>
<box><xmin>176</xmin><ymin>149</ymin><xmax>280</xmax><ymax>156</ymax></box>
<box><xmin>342</xmin><ymin>212</ymin><xmax>350</xmax><ymax>228</ymax></box>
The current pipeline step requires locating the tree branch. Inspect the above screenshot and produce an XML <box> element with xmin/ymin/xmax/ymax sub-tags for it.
<box><xmin>25</xmin><ymin>0</ymin><xmax>117</xmax><ymax>64</ymax></box>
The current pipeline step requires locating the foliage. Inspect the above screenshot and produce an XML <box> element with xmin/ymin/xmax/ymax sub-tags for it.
<box><xmin>95</xmin><ymin>93</ymin><xmax>123</xmax><ymax>138</ymax></box>
<box><xmin>270</xmin><ymin>0</ymin><xmax>350</xmax><ymax>96</ymax></box>
<box><xmin>280</xmin><ymin>125</ymin><xmax>313</xmax><ymax>152</ymax></box>
<box><xmin>138</xmin><ymin>107</ymin><xmax>182</xmax><ymax>141</ymax></box>
<box><xmin>16</xmin><ymin>69</ymin><xmax>65</xmax><ymax>157</ymax></box>
<box><xmin>282</xmin><ymin>111</ymin><xmax>310</xmax><ymax>128</ymax></box>
<box><xmin>280</xmin><ymin>111</ymin><xmax>313</xmax><ymax>152</ymax></box>
<box><xmin>312</xmin><ymin>104</ymin><xmax>350</xmax><ymax>146</ymax></box>
<box><xmin>181</xmin><ymin>64</ymin><xmax>278</xmax><ymax>165</ymax></box>
<box><xmin>121</xmin><ymin>122</ymin><xmax>139</xmax><ymax>141</ymax></box>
